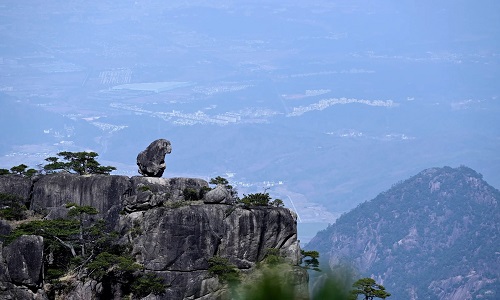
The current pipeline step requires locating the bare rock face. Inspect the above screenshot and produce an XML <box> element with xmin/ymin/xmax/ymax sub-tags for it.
<box><xmin>64</xmin><ymin>280</ymin><xmax>103</xmax><ymax>299</ymax></box>
<box><xmin>3</xmin><ymin>235</ymin><xmax>44</xmax><ymax>288</ymax></box>
<box><xmin>0</xmin><ymin>220</ymin><xmax>11</xmax><ymax>241</ymax></box>
<box><xmin>137</xmin><ymin>139</ymin><xmax>172</xmax><ymax>177</ymax></box>
<box><xmin>0</xmin><ymin>174</ymin><xmax>31</xmax><ymax>203</ymax></box>
<box><xmin>119</xmin><ymin>204</ymin><xmax>303</xmax><ymax>299</ymax></box>
<box><xmin>30</xmin><ymin>173</ymin><xmax>130</xmax><ymax>216</ymax></box>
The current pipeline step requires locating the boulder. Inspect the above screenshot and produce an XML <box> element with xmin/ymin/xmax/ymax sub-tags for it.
<box><xmin>0</xmin><ymin>283</ymin><xmax>48</xmax><ymax>300</ymax></box>
<box><xmin>124</xmin><ymin>177</ymin><xmax>209</xmax><ymax>212</ymax></box>
<box><xmin>203</xmin><ymin>185</ymin><xmax>233</xmax><ymax>204</ymax></box>
<box><xmin>137</xmin><ymin>139</ymin><xmax>172</xmax><ymax>177</ymax></box>
<box><xmin>3</xmin><ymin>235</ymin><xmax>44</xmax><ymax>288</ymax></box>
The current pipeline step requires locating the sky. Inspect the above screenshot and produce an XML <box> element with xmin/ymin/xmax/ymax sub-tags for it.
<box><xmin>1</xmin><ymin>1</ymin><xmax>499</xmax><ymax>241</ymax></box>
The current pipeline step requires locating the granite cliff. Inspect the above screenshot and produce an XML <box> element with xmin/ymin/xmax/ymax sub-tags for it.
<box><xmin>0</xmin><ymin>142</ymin><xmax>307</xmax><ymax>299</ymax></box>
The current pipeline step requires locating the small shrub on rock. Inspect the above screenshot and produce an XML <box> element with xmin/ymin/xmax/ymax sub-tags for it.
<box><xmin>0</xmin><ymin>193</ymin><xmax>28</xmax><ymax>220</ymax></box>
<box><xmin>208</xmin><ymin>256</ymin><xmax>240</xmax><ymax>283</ymax></box>
<box><xmin>131</xmin><ymin>273</ymin><xmax>168</xmax><ymax>297</ymax></box>
<box><xmin>183</xmin><ymin>188</ymin><xmax>201</xmax><ymax>201</ymax></box>
<box><xmin>240</xmin><ymin>192</ymin><xmax>271</xmax><ymax>207</ymax></box>
<box><xmin>138</xmin><ymin>185</ymin><xmax>151</xmax><ymax>192</ymax></box>
<box><xmin>263</xmin><ymin>248</ymin><xmax>285</xmax><ymax>266</ymax></box>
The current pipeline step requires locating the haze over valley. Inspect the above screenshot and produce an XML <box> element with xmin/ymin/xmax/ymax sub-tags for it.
<box><xmin>1</xmin><ymin>1</ymin><xmax>499</xmax><ymax>242</ymax></box>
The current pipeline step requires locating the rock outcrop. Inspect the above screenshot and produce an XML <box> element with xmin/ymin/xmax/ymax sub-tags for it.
<box><xmin>30</xmin><ymin>173</ymin><xmax>131</xmax><ymax>228</ymax></box>
<box><xmin>0</xmin><ymin>174</ymin><xmax>31</xmax><ymax>204</ymax></box>
<box><xmin>3</xmin><ymin>235</ymin><xmax>44</xmax><ymax>288</ymax></box>
<box><xmin>203</xmin><ymin>185</ymin><xmax>235</xmax><ymax>204</ymax></box>
<box><xmin>137</xmin><ymin>139</ymin><xmax>172</xmax><ymax>177</ymax></box>
<box><xmin>0</xmin><ymin>172</ymin><xmax>307</xmax><ymax>299</ymax></box>
<box><xmin>124</xmin><ymin>177</ymin><xmax>208</xmax><ymax>212</ymax></box>
<box><xmin>0</xmin><ymin>220</ymin><xmax>11</xmax><ymax>239</ymax></box>
<box><xmin>0</xmin><ymin>235</ymin><xmax>47</xmax><ymax>299</ymax></box>
<box><xmin>120</xmin><ymin>205</ymin><xmax>301</xmax><ymax>299</ymax></box>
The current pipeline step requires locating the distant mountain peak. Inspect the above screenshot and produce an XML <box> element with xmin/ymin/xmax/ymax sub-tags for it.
<box><xmin>307</xmin><ymin>166</ymin><xmax>500</xmax><ymax>300</ymax></box>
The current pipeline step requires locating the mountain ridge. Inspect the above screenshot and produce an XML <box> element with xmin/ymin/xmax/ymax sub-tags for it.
<box><xmin>307</xmin><ymin>165</ymin><xmax>500</xmax><ymax>299</ymax></box>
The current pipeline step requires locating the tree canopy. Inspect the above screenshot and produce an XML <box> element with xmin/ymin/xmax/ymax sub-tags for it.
<box><xmin>239</xmin><ymin>192</ymin><xmax>284</xmax><ymax>207</ymax></box>
<box><xmin>300</xmin><ymin>250</ymin><xmax>320</xmax><ymax>271</ymax></box>
<box><xmin>350</xmin><ymin>278</ymin><xmax>391</xmax><ymax>300</ymax></box>
<box><xmin>44</xmin><ymin>151</ymin><xmax>116</xmax><ymax>175</ymax></box>
<box><xmin>208</xmin><ymin>256</ymin><xmax>240</xmax><ymax>283</ymax></box>
<box><xmin>0</xmin><ymin>164</ymin><xmax>38</xmax><ymax>177</ymax></box>
<box><xmin>209</xmin><ymin>176</ymin><xmax>229</xmax><ymax>186</ymax></box>
<box><xmin>0</xmin><ymin>193</ymin><xmax>27</xmax><ymax>221</ymax></box>
<box><xmin>209</xmin><ymin>176</ymin><xmax>239</xmax><ymax>199</ymax></box>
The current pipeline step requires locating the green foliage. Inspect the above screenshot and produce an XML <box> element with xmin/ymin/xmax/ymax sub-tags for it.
<box><xmin>0</xmin><ymin>193</ymin><xmax>19</xmax><ymax>203</ymax></box>
<box><xmin>240</xmin><ymin>192</ymin><xmax>271</xmax><ymax>207</ymax></box>
<box><xmin>10</xmin><ymin>164</ymin><xmax>28</xmax><ymax>175</ymax></box>
<box><xmin>65</xmin><ymin>203</ymin><xmax>100</xmax><ymax>257</ymax></box>
<box><xmin>239</xmin><ymin>192</ymin><xmax>286</xmax><ymax>208</ymax></box>
<box><xmin>130</xmin><ymin>220</ymin><xmax>142</xmax><ymax>238</ymax></box>
<box><xmin>138</xmin><ymin>185</ymin><xmax>151</xmax><ymax>192</ymax></box>
<box><xmin>209</xmin><ymin>176</ymin><xmax>238</xmax><ymax>199</ymax></box>
<box><xmin>44</xmin><ymin>151</ymin><xmax>116</xmax><ymax>175</ymax></box>
<box><xmin>238</xmin><ymin>269</ymin><xmax>296</xmax><ymax>300</ymax></box>
<box><xmin>208</xmin><ymin>256</ymin><xmax>240</xmax><ymax>283</ymax></box>
<box><xmin>24</xmin><ymin>168</ymin><xmax>38</xmax><ymax>177</ymax></box>
<box><xmin>6</xmin><ymin>219</ymin><xmax>80</xmax><ymax>244</ymax></box>
<box><xmin>131</xmin><ymin>273</ymin><xmax>168</xmax><ymax>297</ymax></box>
<box><xmin>87</xmin><ymin>252</ymin><xmax>141</xmax><ymax>281</ymax></box>
<box><xmin>238</xmin><ymin>269</ymin><xmax>350</xmax><ymax>300</ymax></box>
<box><xmin>209</xmin><ymin>176</ymin><xmax>229</xmax><ymax>186</ymax></box>
<box><xmin>0</xmin><ymin>193</ymin><xmax>27</xmax><ymax>221</ymax></box>
<box><xmin>46</xmin><ymin>268</ymin><xmax>66</xmax><ymax>281</ymax></box>
<box><xmin>43</xmin><ymin>156</ymin><xmax>68</xmax><ymax>173</ymax></box>
<box><xmin>312</xmin><ymin>275</ymin><xmax>351</xmax><ymax>300</ymax></box>
<box><xmin>87</xmin><ymin>221</ymin><xmax>120</xmax><ymax>252</ymax></box>
<box><xmin>270</xmin><ymin>198</ymin><xmax>284</xmax><ymax>207</ymax></box>
<box><xmin>6</xmin><ymin>218</ymin><xmax>81</xmax><ymax>276</ymax></box>
<box><xmin>88</xmin><ymin>252</ymin><xmax>168</xmax><ymax>297</ymax></box>
<box><xmin>301</xmin><ymin>250</ymin><xmax>321</xmax><ymax>271</ymax></box>
<box><xmin>2</xmin><ymin>164</ymin><xmax>38</xmax><ymax>177</ymax></box>
<box><xmin>349</xmin><ymin>278</ymin><xmax>391</xmax><ymax>300</ymax></box>
<box><xmin>183</xmin><ymin>187</ymin><xmax>202</xmax><ymax>201</ymax></box>
<box><xmin>5</xmin><ymin>203</ymin><xmax>114</xmax><ymax>274</ymax></box>
<box><xmin>200</xmin><ymin>186</ymin><xmax>212</xmax><ymax>198</ymax></box>
<box><xmin>4</xmin><ymin>202</ymin><xmax>168</xmax><ymax>297</ymax></box>
<box><xmin>0</xmin><ymin>203</ymin><xmax>27</xmax><ymax>220</ymax></box>
<box><xmin>263</xmin><ymin>248</ymin><xmax>285</xmax><ymax>266</ymax></box>
<box><xmin>66</xmin><ymin>203</ymin><xmax>99</xmax><ymax>217</ymax></box>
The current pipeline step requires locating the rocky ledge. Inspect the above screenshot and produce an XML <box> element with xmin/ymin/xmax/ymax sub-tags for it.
<box><xmin>0</xmin><ymin>173</ymin><xmax>307</xmax><ymax>299</ymax></box>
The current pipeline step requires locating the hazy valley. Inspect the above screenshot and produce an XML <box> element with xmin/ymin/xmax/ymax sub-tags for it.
<box><xmin>1</xmin><ymin>1</ymin><xmax>499</xmax><ymax>241</ymax></box>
